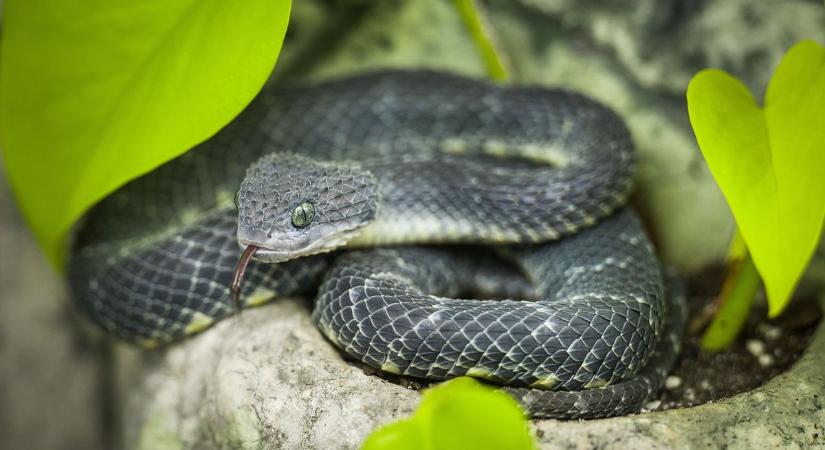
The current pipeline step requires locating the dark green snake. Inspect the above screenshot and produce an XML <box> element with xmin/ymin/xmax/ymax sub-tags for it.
<box><xmin>69</xmin><ymin>70</ymin><xmax>685</xmax><ymax>419</ymax></box>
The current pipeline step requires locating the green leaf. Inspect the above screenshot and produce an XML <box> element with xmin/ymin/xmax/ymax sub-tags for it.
<box><xmin>362</xmin><ymin>377</ymin><xmax>535</xmax><ymax>450</ymax></box>
<box><xmin>0</xmin><ymin>0</ymin><xmax>291</xmax><ymax>269</ymax></box>
<box><xmin>687</xmin><ymin>40</ymin><xmax>825</xmax><ymax>316</ymax></box>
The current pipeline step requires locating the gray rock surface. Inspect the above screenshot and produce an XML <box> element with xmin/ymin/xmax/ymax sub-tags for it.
<box><xmin>486</xmin><ymin>0</ymin><xmax>825</xmax><ymax>271</ymax></box>
<box><xmin>0</xmin><ymin>169</ymin><xmax>107</xmax><ymax>450</ymax></box>
<box><xmin>121</xmin><ymin>295</ymin><xmax>825</xmax><ymax>449</ymax></box>
<box><xmin>116</xmin><ymin>299</ymin><xmax>419</xmax><ymax>450</ymax></box>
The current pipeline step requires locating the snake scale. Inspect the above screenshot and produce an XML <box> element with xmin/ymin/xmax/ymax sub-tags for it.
<box><xmin>69</xmin><ymin>70</ymin><xmax>685</xmax><ymax>419</ymax></box>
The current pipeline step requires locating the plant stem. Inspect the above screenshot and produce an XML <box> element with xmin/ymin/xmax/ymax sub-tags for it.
<box><xmin>452</xmin><ymin>0</ymin><xmax>510</xmax><ymax>82</ymax></box>
<box><xmin>726</xmin><ymin>228</ymin><xmax>748</xmax><ymax>263</ymax></box>
<box><xmin>700</xmin><ymin>253</ymin><xmax>761</xmax><ymax>351</ymax></box>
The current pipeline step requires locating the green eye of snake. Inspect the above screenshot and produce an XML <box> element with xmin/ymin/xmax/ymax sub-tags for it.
<box><xmin>291</xmin><ymin>201</ymin><xmax>315</xmax><ymax>228</ymax></box>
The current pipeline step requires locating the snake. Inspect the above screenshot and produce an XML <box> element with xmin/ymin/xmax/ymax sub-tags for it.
<box><xmin>68</xmin><ymin>70</ymin><xmax>685</xmax><ymax>419</ymax></box>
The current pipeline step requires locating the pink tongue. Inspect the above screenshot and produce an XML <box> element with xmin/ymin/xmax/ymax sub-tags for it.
<box><xmin>231</xmin><ymin>244</ymin><xmax>259</xmax><ymax>314</ymax></box>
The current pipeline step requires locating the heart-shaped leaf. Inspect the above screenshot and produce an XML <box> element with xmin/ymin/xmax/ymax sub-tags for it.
<box><xmin>0</xmin><ymin>0</ymin><xmax>291</xmax><ymax>269</ymax></box>
<box><xmin>361</xmin><ymin>377</ymin><xmax>535</xmax><ymax>450</ymax></box>
<box><xmin>687</xmin><ymin>40</ymin><xmax>825</xmax><ymax>316</ymax></box>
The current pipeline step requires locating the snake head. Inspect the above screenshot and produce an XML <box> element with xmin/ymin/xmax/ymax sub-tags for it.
<box><xmin>235</xmin><ymin>153</ymin><xmax>378</xmax><ymax>263</ymax></box>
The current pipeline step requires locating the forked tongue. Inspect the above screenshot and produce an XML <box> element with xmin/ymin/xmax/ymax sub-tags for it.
<box><xmin>231</xmin><ymin>244</ymin><xmax>259</xmax><ymax>314</ymax></box>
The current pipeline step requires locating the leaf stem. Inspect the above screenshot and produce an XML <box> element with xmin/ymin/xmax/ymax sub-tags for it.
<box><xmin>700</xmin><ymin>252</ymin><xmax>761</xmax><ymax>351</ymax></box>
<box><xmin>452</xmin><ymin>0</ymin><xmax>510</xmax><ymax>82</ymax></box>
<box><xmin>726</xmin><ymin>228</ymin><xmax>748</xmax><ymax>263</ymax></box>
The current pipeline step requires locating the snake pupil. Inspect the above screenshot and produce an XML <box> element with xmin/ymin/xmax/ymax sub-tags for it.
<box><xmin>292</xmin><ymin>201</ymin><xmax>315</xmax><ymax>228</ymax></box>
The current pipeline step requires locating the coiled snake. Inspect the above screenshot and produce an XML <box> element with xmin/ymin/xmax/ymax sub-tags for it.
<box><xmin>69</xmin><ymin>71</ymin><xmax>685</xmax><ymax>419</ymax></box>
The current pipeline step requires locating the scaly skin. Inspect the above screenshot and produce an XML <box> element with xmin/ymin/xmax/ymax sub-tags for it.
<box><xmin>69</xmin><ymin>70</ymin><xmax>683</xmax><ymax>418</ymax></box>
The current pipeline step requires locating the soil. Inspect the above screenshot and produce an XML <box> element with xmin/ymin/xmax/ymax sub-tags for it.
<box><xmin>647</xmin><ymin>266</ymin><xmax>820</xmax><ymax>412</ymax></box>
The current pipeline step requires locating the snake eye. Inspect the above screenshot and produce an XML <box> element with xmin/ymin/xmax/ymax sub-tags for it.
<box><xmin>291</xmin><ymin>201</ymin><xmax>315</xmax><ymax>228</ymax></box>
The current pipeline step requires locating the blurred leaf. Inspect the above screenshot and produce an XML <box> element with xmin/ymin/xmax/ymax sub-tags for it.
<box><xmin>687</xmin><ymin>40</ymin><xmax>825</xmax><ymax>317</ymax></box>
<box><xmin>361</xmin><ymin>420</ymin><xmax>424</xmax><ymax>450</ymax></box>
<box><xmin>362</xmin><ymin>377</ymin><xmax>535</xmax><ymax>450</ymax></box>
<box><xmin>0</xmin><ymin>0</ymin><xmax>291</xmax><ymax>269</ymax></box>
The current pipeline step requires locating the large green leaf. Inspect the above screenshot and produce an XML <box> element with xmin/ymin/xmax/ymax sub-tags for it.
<box><xmin>687</xmin><ymin>40</ymin><xmax>825</xmax><ymax>316</ymax></box>
<box><xmin>362</xmin><ymin>377</ymin><xmax>535</xmax><ymax>450</ymax></box>
<box><xmin>0</xmin><ymin>0</ymin><xmax>291</xmax><ymax>269</ymax></box>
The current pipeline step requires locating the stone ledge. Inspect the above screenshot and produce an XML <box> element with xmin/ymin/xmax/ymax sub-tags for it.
<box><xmin>118</xmin><ymin>295</ymin><xmax>825</xmax><ymax>450</ymax></box>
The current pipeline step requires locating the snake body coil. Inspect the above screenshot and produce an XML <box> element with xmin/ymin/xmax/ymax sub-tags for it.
<box><xmin>69</xmin><ymin>71</ymin><xmax>684</xmax><ymax>419</ymax></box>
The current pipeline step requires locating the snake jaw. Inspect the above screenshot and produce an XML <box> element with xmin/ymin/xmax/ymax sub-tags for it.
<box><xmin>239</xmin><ymin>228</ymin><xmax>360</xmax><ymax>263</ymax></box>
<box><xmin>231</xmin><ymin>244</ymin><xmax>259</xmax><ymax>314</ymax></box>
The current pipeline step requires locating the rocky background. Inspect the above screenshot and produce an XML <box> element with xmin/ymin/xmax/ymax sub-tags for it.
<box><xmin>1</xmin><ymin>1</ymin><xmax>824</xmax><ymax>449</ymax></box>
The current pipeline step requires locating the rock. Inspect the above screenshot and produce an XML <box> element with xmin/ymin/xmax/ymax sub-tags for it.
<box><xmin>274</xmin><ymin>0</ymin><xmax>487</xmax><ymax>83</ymax></box>
<box><xmin>746</xmin><ymin>339</ymin><xmax>766</xmax><ymax>356</ymax></box>
<box><xmin>498</xmin><ymin>0</ymin><xmax>824</xmax><ymax>93</ymax></box>
<box><xmin>0</xmin><ymin>169</ymin><xmax>107</xmax><ymax>450</ymax></box>
<box><xmin>486</xmin><ymin>0</ymin><xmax>825</xmax><ymax>271</ymax></box>
<box><xmin>117</xmin><ymin>299</ymin><xmax>420</xmax><ymax>450</ymax></box>
<box><xmin>758</xmin><ymin>324</ymin><xmax>783</xmax><ymax>341</ymax></box>
<box><xmin>122</xmin><ymin>295</ymin><xmax>825</xmax><ymax>449</ymax></box>
<box><xmin>664</xmin><ymin>375</ymin><xmax>682</xmax><ymax>390</ymax></box>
